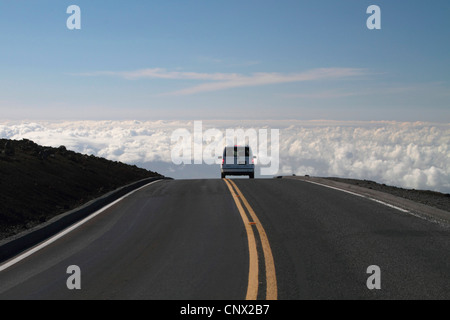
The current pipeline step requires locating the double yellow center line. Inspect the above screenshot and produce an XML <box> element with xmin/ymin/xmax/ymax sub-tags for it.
<box><xmin>224</xmin><ymin>179</ymin><xmax>277</xmax><ymax>300</ymax></box>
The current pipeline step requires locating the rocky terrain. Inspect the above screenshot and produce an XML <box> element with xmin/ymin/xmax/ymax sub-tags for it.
<box><xmin>0</xmin><ymin>139</ymin><xmax>163</xmax><ymax>240</ymax></box>
<box><xmin>323</xmin><ymin>177</ymin><xmax>449</xmax><ymax>212</ymax></box>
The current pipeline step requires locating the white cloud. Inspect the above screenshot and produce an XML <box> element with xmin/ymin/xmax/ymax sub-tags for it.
<box><xmin>278</xmin><ymin>122</ymin><xmax>450</xmax><ymax>193</ymax></box>
<box><xmin>72</xmin><ymin>67</ymin><xmax>366</xmax><ymax>96</ymax></box>
<box><xmin>1</xmin><ymin>120</ymin><xmax>449</xmax><ymax>193</ymax></box>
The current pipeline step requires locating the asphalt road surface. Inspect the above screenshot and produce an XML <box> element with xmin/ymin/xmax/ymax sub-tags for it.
<box><xmin>1</xmin><ymin>178</ymin><xmax>450</xmax><ymax>300</ymax></box>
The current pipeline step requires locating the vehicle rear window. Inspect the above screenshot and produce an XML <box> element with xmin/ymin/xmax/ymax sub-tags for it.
<box><xmin>224</xmin><ymin>147</ymin><xmax>250</xmax><ymax>157</ymax></box>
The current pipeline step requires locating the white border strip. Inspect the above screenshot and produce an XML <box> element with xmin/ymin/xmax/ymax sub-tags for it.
<box><xmin>0</xmin><ymin>180</ymin><xmax>162</xmax><ymax>272</ymax></box>
<box><xmin>303</xmin><ymin>179</ymin><xmax>410</xmax><ymax>213</ymax></box>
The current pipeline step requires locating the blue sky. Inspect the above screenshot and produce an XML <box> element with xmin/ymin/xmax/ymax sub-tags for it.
<box><xmin>0</xmin><ymin>0</ymin><xmax>449</xmax><ymax>121</ymax></box>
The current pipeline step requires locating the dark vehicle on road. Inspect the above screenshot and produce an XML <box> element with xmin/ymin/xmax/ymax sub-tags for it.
<box><xmin>219</xmin><ymin>146</ymin><xmax>256</xmax><ymax>179</ymax></box>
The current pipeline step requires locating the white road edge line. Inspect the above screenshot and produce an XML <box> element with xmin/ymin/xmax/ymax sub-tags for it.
<box><xmin>0</xmin><ymin>180</ymin><xmax>162</xmax><ymax>272</ymax></box>
<box><xmin>302</xmin><ymin>179</ymin><xmax>410</xmax><ymax>213</ymax></box>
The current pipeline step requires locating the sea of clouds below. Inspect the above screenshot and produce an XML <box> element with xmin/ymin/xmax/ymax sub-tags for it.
<box><xmin>0</xmin><ymin>120</ymin><xmax>449</xmax><ymax>194</ymax></box>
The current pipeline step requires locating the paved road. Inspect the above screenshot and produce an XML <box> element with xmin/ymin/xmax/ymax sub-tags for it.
<box><xmin>1</xmin><ymin>178</ymin><xmax>450</xmax><ymax>300</ymax></box>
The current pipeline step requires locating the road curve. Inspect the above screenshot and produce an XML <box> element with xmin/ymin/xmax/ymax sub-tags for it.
<box><xmin>1</xmin><ymin>178</ymin><xmax>450</xmax><ymax>300</ymax></box>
